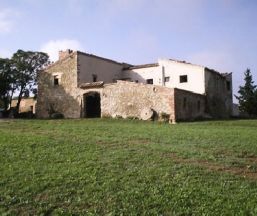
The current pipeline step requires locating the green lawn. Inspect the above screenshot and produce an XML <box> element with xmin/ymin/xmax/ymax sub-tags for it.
<box><xmin>1</xmin><ymin>119</ymin><xmax>257</xmax><ymax>215</ymax></box>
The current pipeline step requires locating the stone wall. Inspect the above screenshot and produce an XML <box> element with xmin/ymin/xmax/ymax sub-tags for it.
<box><xmin>11</xmin><ymin>98</ymin><xmax>37</xmax><ymax>114</ymax></box>
<box><xmin>174</xmin><ymin>88</ymin><xmax>206</xmax><ymax>121</ymax></box>
<box><xmin>37</xmin><ymin>52</ymin><xmax>81</xmax><ymax>118</ymax></box>
<box><xmin>36</xmin><ymin>50</ymin><xmax>229</xmax><ymax>121</ymax></box>
<box><xmin>205</xmin><ymin>69</ymin><xmax>232</xmax><ymax>118</ymax></box>
<box><xmin>101</xmin><ymin>81</ymin><xmax>176</xmax><ymax>122</ymax></box>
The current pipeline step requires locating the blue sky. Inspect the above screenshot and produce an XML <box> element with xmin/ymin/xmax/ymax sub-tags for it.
<box><xmin>0</xmin><ymin>0</ymin><xmax>257</xmax><ymax>100</ymax></box>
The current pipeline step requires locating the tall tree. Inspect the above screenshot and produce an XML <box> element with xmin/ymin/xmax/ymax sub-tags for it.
<box><xmin>236</xmin><ymin>68</ymin><xmax>257</xmax><ymax>115</ymax></box>
<box><xmin>12</xmin><ymin>50</ymin><xmax>49</xmax><ymax>112</ymax></box>
<box><xmin>0</xmin><ymin>58</ymin><xmax>16</xmax><ymax>111</ymax></box>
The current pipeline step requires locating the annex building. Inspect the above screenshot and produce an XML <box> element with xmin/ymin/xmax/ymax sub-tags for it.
<box><xmin>37</xmin><ymin>50</ymin><xmax>232</xmax><ymax>123</ymax></box>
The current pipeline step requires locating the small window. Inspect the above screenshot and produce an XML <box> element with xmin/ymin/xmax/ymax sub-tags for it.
<box><xmin>183</xmin><ymin>97</ymin><xmax>187</xmax><ymax>109</ymax></box>
<box><xmin>135</xmin><ymin>80</ymin><xmax>138</xmax><ymax>83</ymax></box>
<box><xmin>197</xmin><ymin>100</ymin><xmax>201</xmax><ymax>112</ymax></box>
<box><xmin>164</xmin><ymin>77</ymin><xmax>170</xmax><ymax>82</ymax></box>
<box><xmin>92</xmin><ymin>74</ymin><xmax>97</xmax><ymax>82</ymax></box>
<box><xmin>146</xmin><ymin>79</ymin><xmax>153</xmax><ymax>84</ymax></box>
<box><xmin>226</xmin><ymin>81</ymin><xmax>231</xmax><ymax>91</ymax></box>
<box><xmin>180</xmin><ymin>75</ymin><xmax>188</xmax><ymax>83</ymax></box>
<box><xmin>54</xmin><ymin>76</ymin><xmax>59</xmax><ymax>86</ymax></box>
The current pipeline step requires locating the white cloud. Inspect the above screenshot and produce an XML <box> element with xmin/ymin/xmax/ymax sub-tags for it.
<box><xmin>40</xmin><ymin>39</ymin><xmax>83</xmax><ymax>61</ymax></box>
<box><xmin>0</xmin><ymin>9</ymin><xmax>16</xmax><ymax>33</ymax></box>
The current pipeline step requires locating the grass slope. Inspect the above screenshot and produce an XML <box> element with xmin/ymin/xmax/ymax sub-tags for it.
<box><xmin>1</xmin><ymin>119</ymin><xmax>257</xmax><ymax>215</ymax></box>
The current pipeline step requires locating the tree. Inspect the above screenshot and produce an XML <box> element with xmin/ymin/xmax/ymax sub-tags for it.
<box><xmin>236</xmin><ymin>68</ymin><xmax>257</xmax><ymax>115</ymax></box>
<box><xmin>0</xmin><ymin>58</ymin><xmax>16</xmax><ymax>111</ymax></box>
<box><xmin>11</xmin><ymin>50</ymin><xmax>49</xmax><ymax>113</ymax></box>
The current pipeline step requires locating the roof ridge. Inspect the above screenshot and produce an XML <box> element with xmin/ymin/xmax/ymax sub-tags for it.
<box><xmin>77</xmin><ymin>51</ymin><xmax>130</xmax><ymax>66</ymax></box>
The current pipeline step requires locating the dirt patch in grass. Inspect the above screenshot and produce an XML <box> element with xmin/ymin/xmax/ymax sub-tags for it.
<box><xmin>127</xmin><ymin>138</ymin><xmax>151</xmax><ymax>145</ymax></box>
<box><xmin>164</xmin><ymin>152</ymin><xmax>257</xmax><ymax>180</ymax></box>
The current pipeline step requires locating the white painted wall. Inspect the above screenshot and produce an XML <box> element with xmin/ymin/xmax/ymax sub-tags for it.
<box><xmin>122</xmin><ymin>66</ymin><xmax>162</xmax><ymax>85</ymax></box>
<box><xmin>122</xmin><ymin>59</ymin><xmax>206</xmax><ymax>94</ymax></box>
<box><xmin>159</xmin><ymin>59</ymin><xmax>205</xmax><ymax>94</ymax></box>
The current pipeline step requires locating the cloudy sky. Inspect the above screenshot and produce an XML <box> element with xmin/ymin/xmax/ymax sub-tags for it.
<box><xmin>0</xmin><ymin>0</ymin><xmax>257</xmax><ymax>100</ymax></box>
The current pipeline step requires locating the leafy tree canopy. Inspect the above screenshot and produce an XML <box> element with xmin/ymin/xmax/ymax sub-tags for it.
<box><xmin>0</xmin><ymin>58</ymin><xmax>16</xmax><ymax>111</ymax></box>
<box><xmin>0</xmin><ymin>50</ymin><xmax>49</xmax><ymax>114</ymax></box>
<box><xmin>11</xmin><ymin>50</ymin><xmax>49</xmax><ymax>112</ymax></box>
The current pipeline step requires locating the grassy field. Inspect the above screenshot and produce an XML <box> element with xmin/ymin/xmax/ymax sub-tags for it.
<box><xmin>1</xmin><ymin>119</ymin><xmax>257</xmax><ymax>215</ymax></box>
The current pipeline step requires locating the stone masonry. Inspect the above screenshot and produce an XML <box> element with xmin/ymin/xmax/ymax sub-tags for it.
<box><xmin>37</xmin><ymin>50</ymin><xmax>232</xmax><ymax>122</ymax></box>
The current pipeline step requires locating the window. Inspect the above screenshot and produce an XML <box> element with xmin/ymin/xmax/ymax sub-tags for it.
<box><xmin>226</xmin><ymin>81</ymin><xmax>231</xmax><ymax>91</ymax></box>
<box><xmin>146</xmin><ymin>79</ymin><xmax>153</xmax><ymax>84</ymax></box>
<box><xmin>180</xmin><ymin>75</ymin><xmax>188</xmax><ymax>83</ymax></box>
<box><xmin>183</xmin><ymin>97</ymin><xmax>187</xmax><ymax>109</ymax></box>
<box><xmin>135</xmin><ymin>80</ymin><xmax>138</xmax><ymax>83</ymax></box>
<box><xmin>54</xmin><ymin>75</ymin><xmax>59</xmax><ymax>86</ymax></box>
<box><xmin>197</xmin><ymin>100</ymin><xmax>201</xmax><ymax>112</ymax></box>
<box><xmin>92</xmin><ymin>74</ymin><xmax>97</xmax><ymax>82</ymax></box>
<box><xmin>53</xmin><ymin>73</ymin><xmax>62</xmax><ymax>86</ymax></box>
<box><xmin>164</xmin><ymin>77</ymin><xmax>170</xmax><ymax>82</ymax></box>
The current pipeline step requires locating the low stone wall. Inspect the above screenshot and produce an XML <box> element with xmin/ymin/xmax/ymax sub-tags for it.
<box><xmin>101</xmin><ymin>81</ymin><xmax>176</xmax><ymax>122</ymax></box>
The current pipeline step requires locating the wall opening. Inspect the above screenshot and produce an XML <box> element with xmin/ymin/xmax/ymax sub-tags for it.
<box><xmin>183</xmin><ymin>97</ymin><xmax>187</xmax><ymax>109</ymax></box>
<box><xmin>197</xmin><ymin>100</ymin><xmax>201</xmax><ymax>112</ymax></box>
<box><xmin>226</xmin><ymin>81</ymin><xmax>231</xmax><ymax>91</ymax></box>
<box><xmin>83</xmin><ymin>92</ymin><xmax>101</xmax><ymax>118</ymax></box>
<box><xmin>180</xmin><ymin>75</ymin><xmax>188</xmax><ymax>83</ymax></box>
<box><xmin>92</xmin><ymin>74</ymin><xmax>97</xmax><ymax>82</ymax></box>
<box><xmin>146</xmin><ymin>79</ymin><xmax>153</xmax><ymax>84</ymax></box>
<box><xmin>54</xmin><ymin>75</ymin><xmax>59</xmax><ymax>86</ymax></box>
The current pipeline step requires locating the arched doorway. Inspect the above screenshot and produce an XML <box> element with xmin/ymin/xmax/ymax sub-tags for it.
<box><xmin>83</xmin><ymin>92</ymin><xmax>101</xmax><ymax>118</ymax></box>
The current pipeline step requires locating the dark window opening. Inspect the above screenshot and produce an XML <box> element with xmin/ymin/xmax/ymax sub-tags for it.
<box><xmin>164</xmin><ymin>77</ymin><xmax>170</xmax><ymax>82</ymax></box>
<box><xmin>92</xmin><ymin>74</ymin><xmax>97</xmax><ymax>82</ymax></box>
<box><xmin>197</xmin><ymin>100</ymin><xmax>201</xmax><ymax>112</ymax></box>
<box><xmin>54</xmin><ymin>76</ymin><xmax>59</xmax><ymax>86</ymax></box>
<box><xmin>83</xmin><ymin>92</ymin><xmax>101</xmax><ymax>118</ymax></box>
<box><xmin>180</xmin><ymin>75</ymin><xmax>188</xmax><ymax>83</ymax></box>
<box><xmin>226</xmin><ymin>81</ymin><xmax>231</xmax><ymax>91</ymax></box>
<box><xmin>183</xmin><ymin>97</ymin><xmax>187</xmax><ymax>109</ymax></box>
<box><xmin>146</xmin><ymin>79</ymin><xmax>153</xmax><ymax>84</ymax></box>
<box><xmin>135</xmin><ymin>80</ymin><xmax>138</xmax><ymax>83</ymax></box>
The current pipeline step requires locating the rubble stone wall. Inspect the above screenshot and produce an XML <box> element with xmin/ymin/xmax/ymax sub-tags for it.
<box><xmin>101</xmin><ymin>81</ymin><xmax>176</xmax><ymax>122</ymax></box>
<box><xmin>205</xmin><ymin>69</ymin><xmax>233</xmax><ymax>118</ymax></box>
<box><xmin>174</xmin><ymin>88</ymin><xmax>206</xmax><ymax>121</ymax></box>
<box><xmin>37</xmin><ymin>53</ymin><xmax>81</xmax><ymax>118</ymax></box>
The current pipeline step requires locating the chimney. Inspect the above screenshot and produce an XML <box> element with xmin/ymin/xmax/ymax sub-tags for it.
<box><xmin>59</xmin><ymin>49</ymin><xmax>73</xmax><ymax>60</ymax></box>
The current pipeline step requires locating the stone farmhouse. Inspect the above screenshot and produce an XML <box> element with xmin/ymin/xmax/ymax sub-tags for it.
<box><xmin>37</xmin><ymin>50</ymin><xmax>232</xmax><ymax>123</ymax></box>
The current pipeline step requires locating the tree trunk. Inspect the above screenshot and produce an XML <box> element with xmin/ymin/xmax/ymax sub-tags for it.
<box><xmin>16</xmin><ymin>87</ymin><xmax>24</xmax><ymax>115</ymax></box>
<box><xmin>3</xmin><ymin>97</ymin><xmax>9</xmax><ymax>112</ymax></box>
